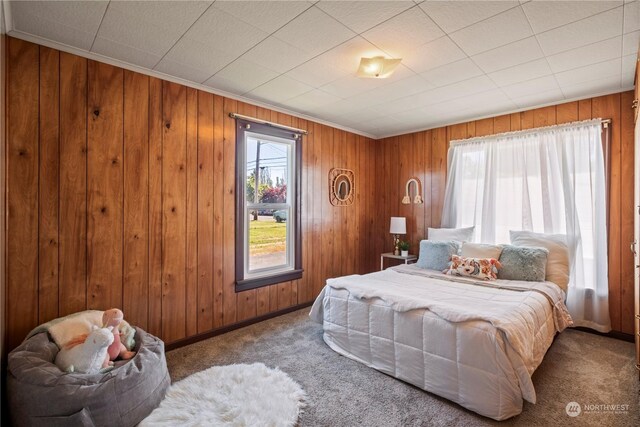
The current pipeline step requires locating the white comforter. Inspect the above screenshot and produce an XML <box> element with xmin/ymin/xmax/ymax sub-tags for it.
<box><xmin>310</xmin><ymin>264</ymin><xmax>573</xmax><ymax>419</ymax></box>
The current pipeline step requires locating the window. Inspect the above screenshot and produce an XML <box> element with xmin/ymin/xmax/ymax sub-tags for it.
<box><xmin>235</xmin><ymin>118</ymin><xmax>302</xmax><ymax>291</ymax></box>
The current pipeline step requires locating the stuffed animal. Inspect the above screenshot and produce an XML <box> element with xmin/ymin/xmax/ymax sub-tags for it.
<box><xmin>55</xmin><ymin>326</ymin><xmax>114</xmax><ymax>374</ymax></box>
<box><xmin>103</xmin><ymin>308</ymin><xmax>136</xmax><ymax>361</ymax></box>
<box><xmin>445</xmin><ymin>255</ymin><xmax>502</xmax><ymax>280</ymax></box>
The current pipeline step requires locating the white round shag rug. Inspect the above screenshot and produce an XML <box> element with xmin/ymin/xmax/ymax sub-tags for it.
<box><xmin>140</xmin><ymin>363</ymin><xmax>306</xmax><ymax>427</ymax></box>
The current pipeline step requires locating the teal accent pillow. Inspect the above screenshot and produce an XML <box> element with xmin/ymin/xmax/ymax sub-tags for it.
<box><xmin>498</xmin><ymin>245</ymin><xmax>549</xmax><ymax>282</ymax></box>
<box><xmin>416</xmin><ymin>240</ymin><xmax>459</xmax><ymax>271</ymax></box>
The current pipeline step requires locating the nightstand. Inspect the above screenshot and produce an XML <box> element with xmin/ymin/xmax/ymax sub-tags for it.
<box><xmin>380</xmin><ymin>252</ymin><xmax>418</xmax><ymax>270</ymax></box>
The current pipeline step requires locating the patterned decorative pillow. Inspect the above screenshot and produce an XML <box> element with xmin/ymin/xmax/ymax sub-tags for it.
<box><xmin>444</xmin><ymin>255</ymin><xmax>502</xmax><ymax>280</ymax></box>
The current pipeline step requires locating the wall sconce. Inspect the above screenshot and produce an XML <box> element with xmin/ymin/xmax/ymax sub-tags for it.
<box><xmin>402</xmin><ymin>178</ymin><xmax>423</xmax><ymax>204</ymax></box>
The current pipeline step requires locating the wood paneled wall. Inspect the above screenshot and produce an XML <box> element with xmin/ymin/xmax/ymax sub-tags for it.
<box><xmin>374</xmin><ymin>92</ymin><xmax>636</xmax><ymax>334</ymax></box>
<box><xmin>4</xmin><ymin>37</ymin><xmax>378</xmax><ymax>351</ymax></box>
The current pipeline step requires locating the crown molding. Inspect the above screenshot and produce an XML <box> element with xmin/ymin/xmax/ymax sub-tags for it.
<box><xmin>5</xmin><ymin>29</ymin><xmax>378</xmax><ymax>140</ymax></box>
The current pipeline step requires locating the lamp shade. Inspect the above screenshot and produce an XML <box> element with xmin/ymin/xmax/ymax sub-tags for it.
<box><xmin>389</xmin><ymin>217</ymin><xmax>406</xmax><ymax>234</ymax></box>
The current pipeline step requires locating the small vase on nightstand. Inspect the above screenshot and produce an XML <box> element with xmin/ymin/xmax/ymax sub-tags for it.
<box><xmin>401</xmin><ymin>250</ymin><xmax>409</xmax><ymax>257</ymax></box>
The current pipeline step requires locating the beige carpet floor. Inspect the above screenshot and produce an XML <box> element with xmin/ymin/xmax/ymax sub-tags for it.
<box><xmin>166</xmin><ymin>309</ymin><xmax>639</xmax><ymax>426</ymax></box>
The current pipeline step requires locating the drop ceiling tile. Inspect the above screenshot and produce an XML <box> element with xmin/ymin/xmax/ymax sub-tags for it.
<box><xmin>536</xmin><ymin>7</ymin><xmax>623</xmax><ymax>55</ymax></box>
<box><xmin>159</xmin><ymin>37</ymin><xmax>237</xmax><ymax>80</ymax></box>
<box><xmin>273</xmin><ymin>7</ymin><xmax>356</xmax><ymax>57</ymax></box>
<box><xmin>502</xmin><ymin>75</ymin><xmax>560</xmax><ymax>98</ymax></box>
<box><xmin>205</xmin><ymin>58</ymin><xmax>279</xmax><ymax>94</ymax></box>
<box><xmin>403</xmin><ymin>75</ymin><xmax>498</xmax><ymax>108</ymax></box>
<box><xmin>212</xmin><ymin>1</ymin><xmax>312</xmax><ymax>34</ymax></box>
<box><xmin>247</xmin><ymin>75</ymin><xmax>313</xmax><ymax>103</ymax></box>
<box><xmin>354</xmin><ymin>74</ymin><xmax>434</xmax><ymax>105</ymax></box>
<box><xmin>471</xmin><ymin>37</ymin><xmax>543</xmax><ymax>75</ymax></box>
<box><xmin>561</xmin><ymin>77</ymin><xmax>622</xmax><ymax>99</ymax></box>
<box><xmin>622</xmin><ymin>71</ymin><xmax>635</xmax><ymax>87</ymax></box>
<box><xmin>10</xmin><ymin>12</ymin><xmax>97</xmax><ymax>50</ymax></box>
<box><xmin>624</xmin><ymin>0</ymin><xmax>639</xmax><ymax>33</ymax></box>
<box><xmin>622</xmin><ymin>53</ymin><xmax>637</xmax><ymax>74</ymax></box>
<box><xmin>362</xmin><ymin>7</ymin><xmax>444</xmax><ymax>58</ymax></box>
<box><xmin>521</xmin><ymin>0</ymin><xmax>621</xmax><ymax>33</ymax></box>
<box><xmin>402</xmin><ymin>36</ymin><xmax>467</xmax><ymax>74</ymax></box>
<box><xmin>92</xmin><ymin>36</ymin><xmax>162</xmax><ymax>68</ymax></box>
<box><xmin>10</xmin><ymin>0</ymin><xmax>108</xmax><ymax>34</ymax></box>
<box><xmin>420</xmin><ymin>58</ymin><xmax>483</xmax><ymax>88</ymax></box>
<box><xmin>419</xmin><ymin>1</ymin><xmax>519</xmax><ymax>33</ymax></box>
<box><xmin>154</xmin><ymin>58</ymin><xmax>214</xmax><ymax>83</ymax></box>
<box><xmin>554</xmin><ymin>58</ymin><xmax>621</xmax><ymax>86</ymax></box>
<box><xmin>283</xmin><ymin>89</ymin><xmax>343</xmax><ymax>112</ymax></box>
<box><xmin>240</xmin><ymin>37</ymin><xmax>315</xmax><ymax>74</ymax></box>
<box><xmin>312</xmin><ymin>36</ymin><xmax>387</xmax><ymax>75</ymax></box>
<box><xmin>316</xmin><ymin>1</ymin><xmax>414</xmax><ymax>34</ymax></box>
<box><xmin>183</xmin><ymin>7</ymin><xmax>269</xmax><ymax>55</ymax></box>
<box><xmin>449</xmin><ymin>7</ymin><xmax>533</xmax><ymax>56</ymax></box>
<box><xmin>547</xmin><ymin>36</ymin><xmax>622</xmax><ymax>73</ymax></box>
<box><xmin>285</xmin><ymin>54</ymin><xmax>353</xmax><ymax>88</ymax></box>
<box><xmin>488</xmin><ymin>58</ymin><xmax>553</xmax><ymax>87</ymax></box>
<box><xmin>96</xmin><ymin>6</ymin><xmax>188</xmax><ymax>57</ymax></box>
<box><xmin>108</xmin><ymin>1</ymin><xmax>212</xmax><ymax>31</ymax></box>
<box><xmin>320</xmin><ymin>74</ymin><xmax>385</xmax><ymax>98</ymax></box>
<box><xmin>623</xmin><ymin>30</ymin><xmax>639</xmax><ymax>55</ymax></box>
<box><xmin>511</xmin><ymin>88</ymin><xmax>565</xmax><ymax>109</ymax></box>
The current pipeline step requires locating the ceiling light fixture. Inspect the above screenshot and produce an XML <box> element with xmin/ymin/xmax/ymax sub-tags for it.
<box><xmin>356</xmin><ymin>56</ymin><xmax>401</xmax><ymax>78</ymax></box>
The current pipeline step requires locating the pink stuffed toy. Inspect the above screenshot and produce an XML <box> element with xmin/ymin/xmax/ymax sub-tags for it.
<box><xmin>103</xmin><ymin>308</ymin><xmax>136</xmax><ymax>362</ymax></box>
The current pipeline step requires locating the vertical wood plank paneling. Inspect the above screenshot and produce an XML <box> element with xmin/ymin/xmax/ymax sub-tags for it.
<box><xmin>593</xmin><ymin>94</ymin><xmax>622</xmax><ymax>332</ymax></box>
<box><xmin>38</xmin><ymin>46</ymin><xmax>60</xmax><ymax>324</ymax></box>
<box><xmin>185</xmin><ymin>88</ymin><xmax>198</xmax><ymax>337</ymax></box>
<box><xmin>123</xmin><ymin>70</ymin><xmax>149</xmax><ymax>330</ymax></box>
<box><xmin>430</xmin><ymin>128</ymin><xmax>447</xmax><ymax>228</ymax></box>
<box><xmin>7</xmin><ymin>38</ymin><xmax>39</xmax><ymax>349</ymax></box>
<box><xmin>620</xmin><ymin>91</ymin><xmax>635</xmax><ymax>334</ymax></box>
<box><xmin>87</xmin><ymin>61</ymin><xmax>124</xmax><ymax>310</ymax></box>
<box><xmin>520</xmin><ymin>110</ymin><xmax>534</xmax><ymax>129</ymax></box>
<box><xmin>312</xmin><ymin>122</ymin><xmax>324</xmax><ymax>297</ymax></box>
<box><xmin>162</xmin><ymin>82</ymin><xmax>187</xmax><ymax>342</ymax></box>
<box><xmin>493</xmin><ymin>115</ymin><xmax>510</xmax><ymax>133</ymax></box>
<box><xmin>4</xmin><ymin>38</ymin><xmax>636</xmax><ymax>350</ymax></box>
<box><xmin>533</xmin><ymin>105</ymin><xmax>556</xmax><ymax>127</ymax></box>
<box><xmin>148</xmin><ymin>77</ymin><xmax>163</xmax><ymax>337</ymax></box>
<box><xmin>578</xmin><ymin>99</ymin><xmax>592</xmax><ymax>120</ymax></box>
<box><xmin>58</xmin><ymin>52</ymin><xmax>87</xmax><ymax>316</ymax></box>
<box><xmin>212</xmin><ymin>95</ymin><xmax>225</xmax><ymax>328</ymax></box>
<box><xmin>474</xmin><ymin>118</ymin><xmax>494</xmax><ymax>137</ymax></box>
<box><xmin>556</xmin><ymin>101</ymin><xmax>578</xmax><ymax>124</ymax></box>
<box><xmin>222</xmin><ymin>97</ymin><xmax>237</xmax><ymax>326</ymax></box>
<box><xmin>196</xmin><ymin>91</ymin><xmax>214</xmax><ymax>333</ymax></box>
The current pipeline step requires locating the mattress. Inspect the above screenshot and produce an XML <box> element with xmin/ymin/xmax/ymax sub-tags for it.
<box><xmin>310</xmin><ymin>265</ymin><xmax>571</xmax><ymax>420</ymax></box>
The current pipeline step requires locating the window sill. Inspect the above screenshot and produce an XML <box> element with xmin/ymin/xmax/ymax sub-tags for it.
<box><xmin>235</xmin><ymin>269</ymin><xmax>304</xmax><ymax>292</ymax></box>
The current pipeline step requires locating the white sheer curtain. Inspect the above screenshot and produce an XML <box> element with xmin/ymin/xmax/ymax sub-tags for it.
<box><xmin>442</xmin><ymin>119</ymin><xmax>611</xmax><ymax>332</ymax></box>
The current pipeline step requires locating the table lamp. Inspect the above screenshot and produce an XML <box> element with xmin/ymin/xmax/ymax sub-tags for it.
<box><xmin>389</xmin><ymin>217</ymin><xmax>406</xmax><ymax>256</ymax></box>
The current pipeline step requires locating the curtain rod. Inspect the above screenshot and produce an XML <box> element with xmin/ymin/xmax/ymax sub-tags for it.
<box><xmin>229</xmin><ymin>113</ymin><xmax>308</xmax><ymax>135</ymax></box>
<box><xmin>450</xmin><ymin>118</ymin><xmax>611</xmax><ymax>147</ymax></box>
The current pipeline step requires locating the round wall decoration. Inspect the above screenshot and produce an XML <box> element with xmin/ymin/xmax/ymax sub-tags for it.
<box><xmin>329</xmin><ymin>168</ymin><xmax>355</xmax><ymax>206</ymax></box>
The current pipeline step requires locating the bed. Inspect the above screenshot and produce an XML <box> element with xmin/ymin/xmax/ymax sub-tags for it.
<box><xmin>309</xmin><ymin>264</ymin><xmax>572</xmax><ymax>421</ymax></box>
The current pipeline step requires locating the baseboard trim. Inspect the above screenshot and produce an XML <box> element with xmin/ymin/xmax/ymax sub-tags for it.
<box><xmin>165</xmin><ymin>301</ymin><xmax>314</xmax><ymax>351</ymax></box>
<box><xmin>573</xmin><ymin>326</ymin><xmax>634</xmax><ymax>343</ymax></box>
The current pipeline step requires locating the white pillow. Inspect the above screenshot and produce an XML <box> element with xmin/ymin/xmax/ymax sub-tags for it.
<box><xmin>461</xmin><ymin>242</ymin><xmax>503</xmax><ymax>260</ymax></box>
<box><xmin>510</xmin><ymin>230</ymin><xmax>570</xmax><ymax>291</ymax></box>
<box><xmin>428</xmin><ymin>226</ymin><xmax>475</xmax><ymax>243</ymax></box>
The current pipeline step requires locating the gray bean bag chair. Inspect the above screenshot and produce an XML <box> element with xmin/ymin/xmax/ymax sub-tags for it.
<box><xmin>7</xmin><ymin>327</ymin><xmax>170</xmax><ymax>427</ymax></box>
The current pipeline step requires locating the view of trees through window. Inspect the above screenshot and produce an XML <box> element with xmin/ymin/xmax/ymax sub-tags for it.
<box><xmin>246</xmin><ymin>138</ymin><xmax>290</xmax><ymax>271</ymax></box>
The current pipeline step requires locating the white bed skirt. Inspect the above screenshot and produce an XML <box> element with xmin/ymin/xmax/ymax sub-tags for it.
<box><xmin>312</xmin><ymin>286</ymin><xmax>557</xmax><ymax>421</ymax></box>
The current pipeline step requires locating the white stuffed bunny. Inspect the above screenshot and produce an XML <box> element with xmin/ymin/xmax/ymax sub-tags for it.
<box><xmin>55</xmin><ymin>326</ymin><xmax>114</xmax><ymax>374</ymax></box>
